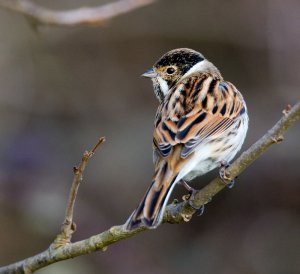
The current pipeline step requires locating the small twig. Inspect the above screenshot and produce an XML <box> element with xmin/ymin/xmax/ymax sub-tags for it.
<box><xmin>0</xmin><ymin>101</ymin><xmax>299</xmax><ymax>274</ymax></box>
<box><xmin>0</xmin><ymin>0</ymin><xmax>156</xmax><ymax>27</ymax></box>
<box><xmin>91</xmin><ymin>137</ymin><xmax>106</xmax><ymax>154</ymax></box>
<box><xmin>52</xmin><ymin>137</ymin><xmax>105</xmax><ymax>248</ymax></box>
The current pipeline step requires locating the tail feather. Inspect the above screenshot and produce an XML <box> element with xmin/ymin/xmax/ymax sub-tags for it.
<box><xmin>125</xmin><ymin>162</ymin><xmax>179</xmax><ymax>230</ymax></box>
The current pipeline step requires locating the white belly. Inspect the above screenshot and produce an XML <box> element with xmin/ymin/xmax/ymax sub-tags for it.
<box><xmin>178</xmin><ymin>115</ymin><xmax>248</xmax><ymax>182</ymax></box>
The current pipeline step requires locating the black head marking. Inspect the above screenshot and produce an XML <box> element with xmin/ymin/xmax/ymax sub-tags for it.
<box><xmin>147</xmin><ymin>48</ymin><xmax>206</xmax><ymax>102</ymax></box>
<box><xmin>155</xmin><ymin>48</ymin><xmax>205</xmax><ymax>75</ymax></box>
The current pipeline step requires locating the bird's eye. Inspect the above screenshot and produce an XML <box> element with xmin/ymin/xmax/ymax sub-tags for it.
<box><xmin>166</xmin><ymin>67</ymin><xmax>176</xmax><ymax>74</ymax></box>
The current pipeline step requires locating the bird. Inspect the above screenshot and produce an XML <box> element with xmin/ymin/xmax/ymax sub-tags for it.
<box><xmin>125</xmin><ymin>48</ymin><xmax>248</xmax><ymax>230</ymax></box>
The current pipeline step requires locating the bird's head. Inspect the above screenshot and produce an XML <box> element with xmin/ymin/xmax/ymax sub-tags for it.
<box><xmin>142</xmin><ymin>48</ymin><xmax>221</xmax><ymax>101</ymax></box>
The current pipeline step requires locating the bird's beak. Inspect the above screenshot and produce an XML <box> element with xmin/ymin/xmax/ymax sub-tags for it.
<box><xmin>141</xmin><ymin>68</ymin><xmax>157</xmax><ymax>78</ymax></box>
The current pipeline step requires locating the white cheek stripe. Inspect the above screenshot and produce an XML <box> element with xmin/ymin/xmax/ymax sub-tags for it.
<box><xmin>154</xmin><ymin>60</ymin><xmax>208</xmax><ymax>97</ymax></box>
<box><xmin>182</xmin><ymin>60</ymin><xmax>208</xmax><ymax>79</ymax></box>
<box><xmin>157</xmin><ymin>76</ymin><xmax>169</xmax><ymax>96</ymax></box>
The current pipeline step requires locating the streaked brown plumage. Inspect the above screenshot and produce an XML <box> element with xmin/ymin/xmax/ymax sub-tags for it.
<box><xmin>126</xmin><ymin>48</ymin><xmax>248</xmax><ymax>230</ymax></box>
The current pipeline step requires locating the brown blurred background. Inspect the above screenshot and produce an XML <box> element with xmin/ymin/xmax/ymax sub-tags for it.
<box><xmin>0</xmin><ymin>0</ymin><xmax>299</xmax><ymax>273</ymax></box>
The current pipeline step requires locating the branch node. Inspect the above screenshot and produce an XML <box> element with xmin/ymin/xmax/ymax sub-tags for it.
<box><xmin>71</xmin><ymin>222</ymin><xmax>77</xmax><ymax>233</ymax></box>
<box><xmin>181</xmin><ymin>213</ymin><xmax>192</xmax><ymax>222</ymax></box>
<box><xmin>101</xmin><ymin>246</ymin><xmax>108</xmax><ymax>252</ymax></box>
<box><xmin>51</xmin><ymin>237</ymin><xmax>71</xmax><ymax>249</ymax></box>
<box><xmin>73</xmin><ymin>166</ymin><xmax>79</xmax><ymax>174</ymax></box>
<box><xmin>63</xmin><ymin>219</ymin><xmax>71</xmax><ymax>226</ymax></box>
<box><xmin>271</xmin><ymin>135</ymin><xmax>284</xmax><ymax>143</ymax></box>
<box><xmin>283</xmin><ymin>104</ymin><xmax>292</xmax><ymax>116</ymax></box>
<box><xmin>83</xmin><ymin>150</ymin><xmax>91</xmax><ymax>159</ymax></box>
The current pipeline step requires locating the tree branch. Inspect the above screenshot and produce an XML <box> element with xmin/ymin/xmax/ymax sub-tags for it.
<box><xmin>0</xmin><ymin>101</ymin><xmax>299</xmax><ymax>274</ymax></box>
<box><xmin>0</xmin><ymin>0</ymin><xmax>156</xmax><ymax>27</ymax></box>
<box><xmin>164</xmin><ymin>103</ymin><xmax>300</xmax><ymax>223</ymax></box>
<box><xmin>52</xmin><ymin>137</ymin><xmax>106</xmax><ymax>248</ymax></box>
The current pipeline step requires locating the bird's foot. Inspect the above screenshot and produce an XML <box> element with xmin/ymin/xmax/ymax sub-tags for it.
<box><xmin>180</xmin><ymin>180</ymin><xmax>197</xmax><ymax>196</ymax></box>
<box><xmin>180</xmin><ymin>180</ymin><xmax>205</xmax><ymax>216</ymax></box>
<box><xmin>189</xmin><ymin>203</ymin><xmax>205</xmax><ymax>216</ymax></box>
<box><xmin>219</xmin><ymin>160</ymin><xmax>235</xmax><ymax>189</ymax></box>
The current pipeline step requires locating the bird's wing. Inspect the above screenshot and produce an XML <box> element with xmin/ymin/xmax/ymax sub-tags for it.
<box><xmin>153</xmin><ymin>76</ymin><xmax>246</xmax><ymax>159</ymax></box>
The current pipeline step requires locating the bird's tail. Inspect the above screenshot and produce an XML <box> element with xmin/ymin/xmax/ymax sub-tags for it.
<box><xmin>125</xmin><ymin>161</ymin><xmax>179</xmax><ymax>230</ymax></box>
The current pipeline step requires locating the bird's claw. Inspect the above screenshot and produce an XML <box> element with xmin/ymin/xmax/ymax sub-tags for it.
<box><xmin>219</xmin><ymin>160</ymin><xmax>236</xmax><ymax>188</ymax></box>
<box><xmin>180</xmin><ymin>180</ymin><xmax>196</xmax><ymax>195</ymax></box>
<box><xmin>188</xmin><ymin>202</ymin><xmax>205</xmax><ymax>216</ymax></box>
<box><xmin>180</xmin><ymin>180</ymin><xmax>205</xmax><ymax>216</ymax></box>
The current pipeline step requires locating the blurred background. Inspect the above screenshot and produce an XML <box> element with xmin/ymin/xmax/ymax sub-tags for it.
<box><xmin>0</xmin><ymin>0</ymin><xmax>299</xmax><ymax>273</ymax></box>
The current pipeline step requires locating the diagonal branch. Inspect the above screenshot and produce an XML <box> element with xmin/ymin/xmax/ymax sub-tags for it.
<box><xmin>0</xmin><ymin>0</ymin><xmax>156</xmax><ymax>27</ymax></box>
<box><xmin>0</xmin><ymin>101</ymin><xmax>299</xmax><ymax>274</ymax></box>
<box><xmin>164</xmin><ymin>102</ymin><xmax>300</xmax><ymax>223</ymax></box>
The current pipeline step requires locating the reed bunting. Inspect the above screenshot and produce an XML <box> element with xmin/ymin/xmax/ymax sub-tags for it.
<box><xmin>126</xmin><ymin>48</ymin><xmax>248</xmax><ymax>230</ymax></box>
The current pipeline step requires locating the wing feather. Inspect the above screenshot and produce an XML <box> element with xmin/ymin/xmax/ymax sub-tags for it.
<box><xmin>153</xmin><ymin>75</ymin><xmax>246</xmax><ymax>159</ymax></box>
